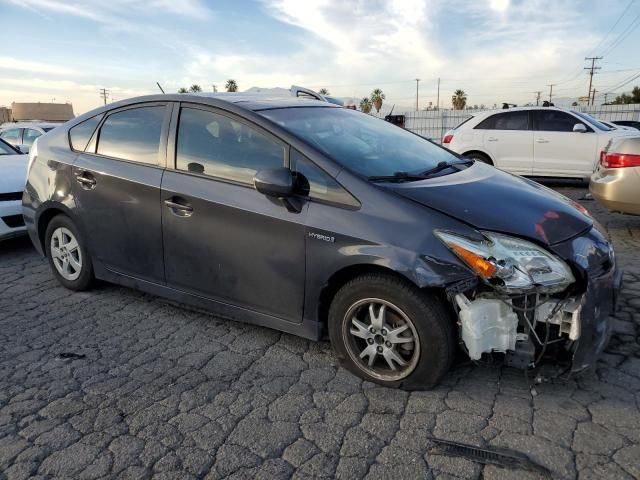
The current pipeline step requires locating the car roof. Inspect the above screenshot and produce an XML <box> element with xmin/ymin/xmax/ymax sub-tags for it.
<box><xmin>100</xmin><ymin>93</ymin><xmax>340</xmax><ymax>112</ymax></box>
<box><xmin>0</xmin><ymin>121</ymin><xmax>63</xmax><ymax>130</ymax></box>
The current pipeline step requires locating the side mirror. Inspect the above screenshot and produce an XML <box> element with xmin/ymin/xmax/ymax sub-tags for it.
<box><xmin>573</xmin><ymin>123</ymin><xmax>587</xmax><ymax>133</ymax></box>
<box><xmin>254</xmin><ymin>167</ymin><xmax>294</xmax><ymax>197</ymax></box>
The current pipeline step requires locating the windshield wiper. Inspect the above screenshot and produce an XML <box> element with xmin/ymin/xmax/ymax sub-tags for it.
<box><xmin>368</xmin><ymin>171</ymin><xmax>431</xmax><ymax>182</ymax></box>
<box><xmin>418</xmin><ymin>160</ymin><xmax>470</xmax><ymax>177</ymax></box>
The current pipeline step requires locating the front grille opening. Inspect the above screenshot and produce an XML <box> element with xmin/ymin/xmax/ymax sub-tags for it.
<box><xmin>2</xmin><ymin>214</ymin><xmax>25</xmax><ymax>228</ymax></box>
<box><xmin>0</xmin><ymin>192</ymin><xmax>22</xmax><ymax>202</ymax></box>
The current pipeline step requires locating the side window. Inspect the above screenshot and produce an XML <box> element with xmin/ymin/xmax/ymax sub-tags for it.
<box><xmin>176</xmin><ymin>107</ymin><xmax>285</xmax><ymax>184</ymax></box>
<box><xmin>97</xmin><ymin>106</ymin><xmax>165</xmax><ymax>164</ymax></box>
<box><xmin>69</xmin><ymin>114</ymin><xmax>103</xmax><ymax>151</ymax></box>
<box><xmin>291</xmin><ymin>150</ymin><xmax>359</xmax><ymax>207</ymax></box>
<box><xmin>0</xmin><ymin>128</ymin><xmax>21</xmax><ymax>144</ymax></box>
<box><xmin>22</xmin><ymin>128</ymin><xmax>42</xmax><ymax>147</ymax></box>
<box><xmin>493</xmin><ymin>111</ymin><xmax>529</xmax><ymax>130</ymax></box>
<box><xmin>535</xmin><ymin>110</ymin><xmax>585</xmax><ymax>132</ymax></box>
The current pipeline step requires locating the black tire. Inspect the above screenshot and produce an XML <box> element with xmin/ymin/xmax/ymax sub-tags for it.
<box><xmin>328</xmin><ymin>274</ymin><xmax>455</xmax><ymax>389</ymax></box>
<box><xmin>463</xmin><ymin>152</ymin><xmax>492</xmax><ymax>165</ymax></box>
<box><xmin>44</xmin><ymin>214</ymin><xmax>94</xmax><ymax>291</ymax></box>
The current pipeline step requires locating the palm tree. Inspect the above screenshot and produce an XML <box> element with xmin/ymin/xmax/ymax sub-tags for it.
<box><xmin>370</xmin><ymin>89</ymin><xmax>385</xmax><ymax>113</ymax></box>
<box><xmin>451</xmin><ymin>89</ymin><xmax>467</xmax><ymax>110</ymax></box>
<box><xmin>178</xmin><ymin>87</ymin><xmax>188</xmax><ymax>93</ymax></box>
<box><xmin>359</xmin><ymin>97</ymin><xmax>373</xmax><ymax>113</ymax></box>
<box><xmin>319</xmin><ymin>88</ymin><xmax>330</xmax><ymax>95</ymax></box>
<box><xmin>189</xmin><ymin>84</ymin><xmax>202</xmax><ymax>93</ymax></box>
<box><xmin>225</xmin><ymin>79</ymin><xmax>238</xmax><ymax>92</ymax></box>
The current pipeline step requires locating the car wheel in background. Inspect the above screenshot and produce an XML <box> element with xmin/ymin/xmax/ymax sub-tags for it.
<box><xmin>463</xmin><ymin>152</ymin><xmax>492</xmax><ymax>165</ymax></box>
<box><xmin>45</xmin><ymin>215</ymin><xmax>94</xmax><ymax>291</ymax></box>
<box><xmin>328</xmin><ymin>274</ymin><xmax>455</xmax><ymax>389</ymax></box>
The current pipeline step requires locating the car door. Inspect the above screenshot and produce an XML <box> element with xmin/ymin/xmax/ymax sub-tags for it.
<box><xmin>161</xmin><ymin>104</ymin><xmax>307</xmax><ymax>323</ymax></box>
<box><xmin>72</xmin><ymin>103</ymin><xmax>170</xmax><ymax>282</ymax></box>
<box><xmin>532</xmin><ymin>110</ymin><xmax>598</xmax><ymax>177</ymax></box>
<box><xmin>477</xmin><ymin>111</ymin><xmax>533</xmax><ymax>175</ymax></box>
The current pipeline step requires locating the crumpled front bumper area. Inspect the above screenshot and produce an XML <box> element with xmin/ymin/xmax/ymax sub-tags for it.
<box><xmin>570</xmin><ymin>262</ymin><xmax>621</xmax><ymax>373</ymax></box>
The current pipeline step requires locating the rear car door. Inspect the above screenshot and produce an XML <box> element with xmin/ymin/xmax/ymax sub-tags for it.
<box><xmin>477</xmin><ymin>111</ymin><xmax>533</xmax><ymax>175</ymax></box>
<box><xmin>161</xmin><ymin>104</ymin><xmax>307</xmax><ymax>323</ymax></box>
<box><xmin>72</xmin><ymin>103</ymin><xmax>170</xmax><ymax>282</ymax></box>
<box><xmin>532</xmin><ymin>110</ymin><xmax>598</xmax><ymax>177</ymax></box>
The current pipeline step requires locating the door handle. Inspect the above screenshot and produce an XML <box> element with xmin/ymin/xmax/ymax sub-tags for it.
<box><xmin>164</xmin><ymin>198</ymin><xmax>193</xmax><ymax>216</ymax></box>
<box><xmin>536</xmin><ymin>138</ymin><xmax>550</xmax><ymax>143</ymax></box>
<box><xmin>74</xmin><ymin>171</ymin><xmax>96</xmax><ymax>189</ymax></box>
<box><xmin>487</xmin><ymin>137</ymin><xmax>498</xmax><ymax>142</ymax></box>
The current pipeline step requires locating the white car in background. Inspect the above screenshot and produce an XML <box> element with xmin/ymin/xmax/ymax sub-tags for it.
<box><xmin>442</xmin><ymin>106</ymin><xmax>639</xmax><ymax>180</ymax></box>
<box><xmin>0</xmin><ymin>121</ymin><xmax>60</xmax><ymax>154</ymax></box>
<box><xmin>0</xmin><ymin>138</ymin><xmax>28</xmax><ymax>240</ymax></box>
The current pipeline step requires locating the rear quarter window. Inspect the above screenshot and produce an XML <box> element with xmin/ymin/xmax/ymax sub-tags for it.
<box><xmin>69</xmin><ymin>114</ymin><xmax>103</xmax><ymax>152</ymax></box>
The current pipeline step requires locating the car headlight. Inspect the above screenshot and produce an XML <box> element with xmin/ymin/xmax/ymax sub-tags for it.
<box><xmin>435</xmin><ymin>230</ymin><xmax>575</xmax><ymax>293</ymax></box>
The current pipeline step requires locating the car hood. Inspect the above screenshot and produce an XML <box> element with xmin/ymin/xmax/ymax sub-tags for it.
<box><xmin>0</xmin><ymin>154</ymin><xmax>28</xmax><ymax>193</ymax></box>
<box><xmin>389</xmin><ymin>162</ymin><xmax>593</xmax><ymax>246</ymax></box>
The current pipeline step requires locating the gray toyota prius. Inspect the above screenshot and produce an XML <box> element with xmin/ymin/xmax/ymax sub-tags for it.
<box><xmin>23</xmin><ymin>94</ymin><xmax>621</xmax><ymax>389</ymax></box>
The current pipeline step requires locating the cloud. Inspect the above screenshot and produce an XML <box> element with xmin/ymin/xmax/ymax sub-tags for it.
<box><xmin>0</xmin><ymin>57</ymin><xmax>80</xmax><ymax>76</ymax></box>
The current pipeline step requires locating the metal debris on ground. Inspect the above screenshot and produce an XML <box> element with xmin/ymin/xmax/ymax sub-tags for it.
<box><xmin>430</xmin><ymin>437</ymin><xmax>552</xmax><ymax>476</ymax></box>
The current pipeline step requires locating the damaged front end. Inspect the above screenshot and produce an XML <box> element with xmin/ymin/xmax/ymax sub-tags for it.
<box><xmin>438</xmin><ymin>227</ymin><xmax>620</xmax><ymax>373</ymax></box>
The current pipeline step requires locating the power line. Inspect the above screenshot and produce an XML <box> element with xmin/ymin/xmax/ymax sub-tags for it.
<box><xmin>600</xmin><ymin>12</ymin><xmax>640</xmax><ymax>57</ymax></box>
<box><xmin>591</xmin><ymin>0</ymin><xmax>635</xmax><ymax>54</ymax></box>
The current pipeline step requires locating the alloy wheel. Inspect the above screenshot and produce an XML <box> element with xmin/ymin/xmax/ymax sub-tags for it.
<box><xmin>50</xmin><ymin>227</ymin><xmax>83</xmax><ymax>281</ymax></box>
<box><xmin>342</xmin><ymin>298</ymin><xmax>420</xmax><ymax>381</ymax></box>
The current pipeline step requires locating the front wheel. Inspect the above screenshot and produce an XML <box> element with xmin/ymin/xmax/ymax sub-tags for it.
<box><xmin>45</xmin><ymin>215</ymin><xmax>94</xmax><ymax>291</ymax></box>
<box><xmin>328</xmin><ymin>274</ymin><xmax>455</xmax><ymax>389</ymax></box>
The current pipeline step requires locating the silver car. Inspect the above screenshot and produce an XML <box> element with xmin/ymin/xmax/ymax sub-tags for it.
<box><xmin>590</xmin><ymin>136</ymin><xmax>640</xmax><ymax>215</ymax></box>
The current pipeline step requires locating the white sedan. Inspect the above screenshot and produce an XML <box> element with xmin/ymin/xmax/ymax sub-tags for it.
<box><xmin>442</xmin><ymin>106</ymin><xmax>639</xmax><ymax>180</ymax></box>
<box><xmin>0</xmin><ymin>138</ymin><xmax>28</xmax><ymax>240</ymax></box>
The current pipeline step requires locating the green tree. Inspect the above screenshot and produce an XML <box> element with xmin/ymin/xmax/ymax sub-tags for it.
<box><xmin>359</xmin><ymin>97</ymin><xmax>373</xmax><ymax>113</ymax></box>
<box><xmin>452</xmin><ymin>89</ymin><xmax>467</xmax><ymax>110</ymax></box>
<box><xmin>178</xmin><ymin>87</ymin><xmax>188</xmax><ymax>93</ymax></box>
<box><xmin>189</xmin><ymin>84</ymin><xmax>202</xmax><ymax>93</ymax></box>
<box><xmin>225</xmin><ymin>79</ymin><xmax>238</xmax><ymax>92</ymax></box>
<box><xmin>370</xmin><ymin>88</ymin><xmax>385</xmax><ymax>113</ymax></box>
<box><xmin>612</xmin><ymin>86</ymin><xmax>640</xmax><ymax>104</ymax></box>
<box><xmin>319</xmin><ymin>88</ymin><xmax>330</xmax><ymax>95</ymax></box>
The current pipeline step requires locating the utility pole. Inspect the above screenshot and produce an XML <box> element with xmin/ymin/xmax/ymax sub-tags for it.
<box><xmin>534</xmin><ymin>91</ymin><xmax>542</xmax><ymax>106</ymax></box>
<box><xmin>415</xmin><ymin>78</ymin><xmax>420</xmax><ymax>111</ymax></box>
<box><xmin>604</xmin><ymin>92</ymin><xmax>609</xmax><ymax>104</ymax></box>
<box><xmin>591</xmin><ymin>88</ymin><xmax>597</xmax><ymax>106</ymax></box>
<box><xmin>99</xmin><ymin>88</ymin><xmax>109</xmax><ymax>105</ymax></box>
<box><xmin>436</xmin><ymin>77</ymin><xmax>440</xmax><ymax>110</ymax></box>
<box><xmin>547</xmin><ymin>84</ymin><xmax>556</xmax><ymax>103</ymax></box>
<box><xmin>584</xmin><ymin>56</ymin><xmax>602</xmax><ymax>106</ymax></box>
<box><xmin>212</xmin><ymin>85</ymin><xmax>217</xmax><ymax>93</ymax></box>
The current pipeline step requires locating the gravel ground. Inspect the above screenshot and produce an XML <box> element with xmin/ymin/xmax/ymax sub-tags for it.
<box><xmin>0</xmin><ymin>184</ymin><xmax>639</xmax><ymax>480</ymax></box>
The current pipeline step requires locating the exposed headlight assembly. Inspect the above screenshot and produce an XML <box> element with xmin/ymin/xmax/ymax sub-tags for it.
<box><xmin>435</xmin><ymin>230</ymin><xmax>575</xmax><ymax>294</ymax></box>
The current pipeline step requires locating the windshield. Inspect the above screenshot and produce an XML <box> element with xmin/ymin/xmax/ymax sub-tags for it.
<box><xmin>259</xmin><ymin>107</ymin><xmax>460</xmax><ymax>177</ymax></box>
<box><xmin>0</xmin><ymin>139</ymin><xmax>17</xmax><ymax>155</ymax></box>
<box><xmin>571</xmin><ymin>111</ymin><xmax>613</xmax><ymax>131</ymax></box>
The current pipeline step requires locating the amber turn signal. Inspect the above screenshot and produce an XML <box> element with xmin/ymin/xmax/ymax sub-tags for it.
<box><xmin>450</xmin><ymin>243</ymin><xmax>497</xmax><ymax>278</ymax></box>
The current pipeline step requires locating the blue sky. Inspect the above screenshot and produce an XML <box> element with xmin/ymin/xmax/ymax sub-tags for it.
<box><xmin>1</xmin><ymin>0</ymin><xmax>639</xmax><ymax>114</ymax></box>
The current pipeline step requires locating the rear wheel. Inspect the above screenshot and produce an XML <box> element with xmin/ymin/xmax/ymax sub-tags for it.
<box><xmin>463</xmin><ymin>152</ymin><xmax>492</xmax><ymax>165</ymax></box>
<box><xmin>45</xmin><ymin>215</ymin><xmax>94</xmax><ymax>291</ymax></box>
<box><xmin>328</xmin><ymin>274</ymin><xmax>455</xmax><ymax>389</ymax></box>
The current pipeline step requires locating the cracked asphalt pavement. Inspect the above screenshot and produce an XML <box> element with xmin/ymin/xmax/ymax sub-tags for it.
<box><xmin>1</xmin><ymin>184</ymin><xmax>639</xmax><ymax>480</ymax></box>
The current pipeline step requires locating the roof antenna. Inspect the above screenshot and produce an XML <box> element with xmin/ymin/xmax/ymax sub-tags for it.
<box><xmin>156</xmin><ymin>82</ymin><xmax>165</xmax><ymax>94</ymax></box>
